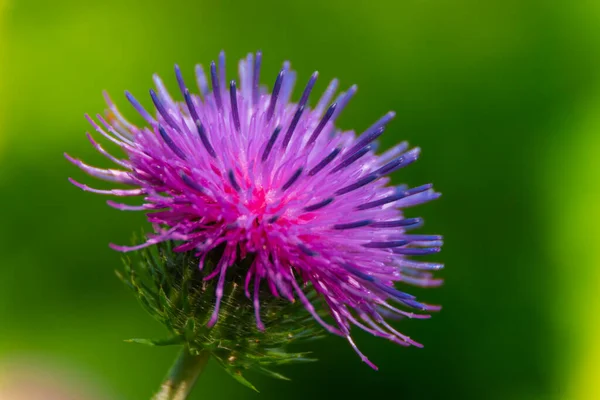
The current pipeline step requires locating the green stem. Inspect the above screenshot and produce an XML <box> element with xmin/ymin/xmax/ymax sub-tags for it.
<box><xmin>152</xmin><ymin>347</ymin><xmax>210</xmax><ymax>400</ymax></box>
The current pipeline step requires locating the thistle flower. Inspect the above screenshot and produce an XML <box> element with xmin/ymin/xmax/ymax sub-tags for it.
<box><xmin>66</xmin><ymin>51</ymin><xmax>443</xmax><ymax>370</ymax></box>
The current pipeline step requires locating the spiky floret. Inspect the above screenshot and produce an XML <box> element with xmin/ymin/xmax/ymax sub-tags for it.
<box><xmin>66</xmin><ymin>51</ymin><xmax>443</xmax><ymax>369</ymax></box>
<box><xmin>119</xmin><ymin>241</ymin><xmax>324</xmax><ymax>390</ymax></box>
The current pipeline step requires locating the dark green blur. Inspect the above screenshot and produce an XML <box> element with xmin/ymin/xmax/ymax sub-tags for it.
<box><xmin>1</xmin><ymin>1</ymin><xmax>599</xmax><ymax>399</ymax></box>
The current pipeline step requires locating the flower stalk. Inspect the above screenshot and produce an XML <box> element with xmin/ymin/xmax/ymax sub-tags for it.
<box><xmin>153</xmin><ymin>348</ymin><xmax>210</xmax><ymax>400</ymax></box>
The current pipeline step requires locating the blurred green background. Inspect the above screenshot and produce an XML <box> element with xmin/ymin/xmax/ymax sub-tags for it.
<box><xmin>1</xmin><ymin>0</ymin><xmax>599</xmax><ymax>399</ymax></box>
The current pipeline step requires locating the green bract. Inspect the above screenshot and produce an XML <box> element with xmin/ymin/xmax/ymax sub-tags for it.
<box><xmin>117</xmin><ymin>241</ymin><xmax>325</xmax><ymax>391</ymax></box>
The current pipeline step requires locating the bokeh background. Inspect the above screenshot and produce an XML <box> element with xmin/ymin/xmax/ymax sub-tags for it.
<box><xmin>1</xmin><ymin>0</ymin><xmax>599</xmax><ymax>399</ymax></box>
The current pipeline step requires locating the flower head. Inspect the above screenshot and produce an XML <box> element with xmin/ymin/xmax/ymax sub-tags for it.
<box><xmin>67</xmin><ymin>51</ymin><xmax>443</xmax><ymax>369</ymax></box>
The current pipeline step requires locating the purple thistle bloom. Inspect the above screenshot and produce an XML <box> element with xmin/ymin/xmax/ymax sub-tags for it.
<box><xmin>66</xmin><ymin>51</ymin><xmax>443</xmax><ymax>369</ymax></box>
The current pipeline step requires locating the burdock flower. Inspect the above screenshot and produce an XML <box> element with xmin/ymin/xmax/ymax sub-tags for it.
<box><xmin>67</xmin><ymin>51</ymin><xmax>442</xmax><ymax>376</ymax></box>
